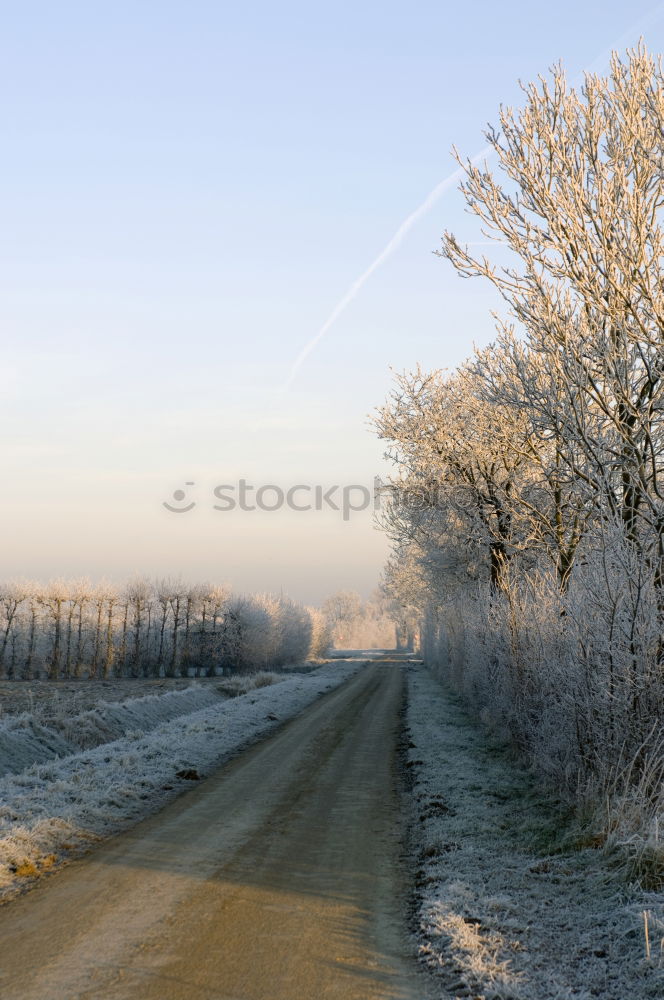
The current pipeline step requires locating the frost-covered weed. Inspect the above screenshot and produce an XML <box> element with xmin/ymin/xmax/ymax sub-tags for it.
<box><xmin>407</xmin><ymin>662</ymin><xmax>664</xmax><ymax>1000</ymax></box>
<box><xmin>217</xmin><ymin>671</ymin><xmax>281</xmax><ymax>696</ymax></box>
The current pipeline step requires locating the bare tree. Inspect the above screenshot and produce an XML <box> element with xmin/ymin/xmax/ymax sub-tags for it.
<box><xmin>41</xmin><ymin>579</ymin><xmax>69</xmax><ymax>680</ymax></box>
<box><xmin>0</xmin><ymin>581</ymin><xmax>28</xmax><ymax>679</ymax></box>
<box><xmin>441</xmin><ymin>46</ymin><xmax>664</xmax><ymax>583</ymax></box>
<box><xmin>126</xmin><ymin>577</ymin><xmax>152</xmax><ymax>677</ymax></box>
<box><xmin>23</xmin><ymin>582</ymin><xmax>41</xmax><ymax>679</ymax></box>
<box><xmin>103</xmin><ymin>584</ymin><xmax>119</xmax><ymax>679</ymax></box>
<box><xmin>321</xmin><ymin>591</ymin><xmax>363</xmax><ymax>647</ymax></box>
<box><xmin>374</xmin><ymin>366</ymin><xmax>536</xmax><ymax>591</ymax></box>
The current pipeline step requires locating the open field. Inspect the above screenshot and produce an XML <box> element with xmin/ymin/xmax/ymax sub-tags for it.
<box><xmin>0</xmin><ymin>658</ymin><xmax>363</xmax><ymax>903</ymax></box>
<box><xmin>0</xmin><ymin>676</ymin><xmax>220</xmax><ymax>719</ymax></box>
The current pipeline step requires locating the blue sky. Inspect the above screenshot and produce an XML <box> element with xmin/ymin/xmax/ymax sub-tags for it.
<box><xmin>2</xmin><ymin>1</ymin><xmax>664</xmax><ymax>601</ymax></box>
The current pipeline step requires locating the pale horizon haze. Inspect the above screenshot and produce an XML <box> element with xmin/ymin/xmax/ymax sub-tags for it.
<box><xmin>3</xmin><ymin>0</ymin><xmax>664</xmax><ymax>602</ymax></box>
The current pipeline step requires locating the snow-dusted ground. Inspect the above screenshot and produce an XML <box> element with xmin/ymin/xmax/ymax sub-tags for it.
<box><xmin>0</xmin><ymin>685</ymin><xmax>226</xmax><ymax>776</ymax></box>
<box><xmin>405</xmin><ymin>661</ymin><xmax>664</xmax><ymax>1000</ymax></box>
<box><xmin>0</xmin><ymin>658</ymin><xmax>364</xmax><ymax>901</ymax></box>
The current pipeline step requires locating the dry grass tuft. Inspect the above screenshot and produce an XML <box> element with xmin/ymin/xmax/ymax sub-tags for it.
<box><xmin>14</xmin><ymin>860</ymin><xmax>39</xmax><ymax>877</ymax></box>
<box><xmin>218</xmin><ymin>672</ymin><xmax>282</xmax><ymax>697</ymax></box>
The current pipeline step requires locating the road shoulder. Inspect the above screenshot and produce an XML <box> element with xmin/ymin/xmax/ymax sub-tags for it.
<box><xmin>404</xmin><ymin>661</ymin><xmax>663</xmax><ymax>1000</ymax></box>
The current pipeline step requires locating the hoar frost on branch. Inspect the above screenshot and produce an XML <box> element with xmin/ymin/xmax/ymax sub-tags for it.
<box><xmin>441</xmin><ymin>45</ymin><xmax>664</xmax><ymax>580</ymax></box>
<box><xmin>376</xmin><ymin>45</ymin><xmax>664</xmax><ymax>885</ymax></box>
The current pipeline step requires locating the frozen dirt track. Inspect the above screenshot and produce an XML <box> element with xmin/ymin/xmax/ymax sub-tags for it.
<box><xmin>0</xmin><ymin>659</ymin><xmax>427</xmax><ymax>1000</ymax></box>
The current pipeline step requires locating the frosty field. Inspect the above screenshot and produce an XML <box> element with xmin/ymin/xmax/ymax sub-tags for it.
<box><xmin>0</xmin><ymin>658</ymin><xmax>363</xmax><ymax>901</ymax></box>
<box><xmin>0</xmin><ymin>657</ymin><xmax>429</xmax><ymax>1000</ymax></box>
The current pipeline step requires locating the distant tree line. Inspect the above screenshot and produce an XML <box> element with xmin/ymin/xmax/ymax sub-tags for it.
<box><xmin>321</xmin><ymin>590</ymin><xmax>414</xmax><ymax>650</ymax></box>
<box><xmin>0</xmin><ymin>578</ymin><xmax>331</xmax><ymax>680</ymax></box>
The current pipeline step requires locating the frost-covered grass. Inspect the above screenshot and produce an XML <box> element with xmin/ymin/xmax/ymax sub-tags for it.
<box><xmin>0</xmin><ymin>715</ymin><xmax>75</xmax><ymax>777</ymax></box>
<box><xmin>406</xmin><ymin>662</ymin><xmax>664</xmax><ymax>1000</ymax></box>
<box><xmin>216</xmin><ymin>671</ymin><xmax>282</xmax><ymax>696</ymax></box>
<box><xmin>0</xmin><ymin>658</ymin><xmax>364</xmax><ymax>901</ymax></box>
<box><xmin>0</xmin><ymin>685</ymin><xmax>225</xmax><ymax>776</ymax></box>
<box><xmin>0</xmin><ymin>676</ymin><xmax>205</xmax><ymax>719</ymax></box>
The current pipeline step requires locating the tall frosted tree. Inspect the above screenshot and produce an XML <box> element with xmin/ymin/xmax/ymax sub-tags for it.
<box><xmin>441</xmin><ymin>46</ymin><xmax>664</xmax><ymax>583</ymax></box>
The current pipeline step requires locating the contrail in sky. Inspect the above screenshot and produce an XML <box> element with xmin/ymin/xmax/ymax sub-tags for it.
<box><xmin>280</xmin><ymin>147</ymin><xmax>490</xmax><ymax>392</ymax></box>
<box><xmin>282</xmin><ymin>4</ymin><xmax>664</xmax><ymax>391</ymax></box>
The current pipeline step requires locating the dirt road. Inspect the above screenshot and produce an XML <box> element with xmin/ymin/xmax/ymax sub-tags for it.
<box><xmin>0</xmin><ymin>658</ymin><xmax>428</xmax><ymax>1000</ymax></box>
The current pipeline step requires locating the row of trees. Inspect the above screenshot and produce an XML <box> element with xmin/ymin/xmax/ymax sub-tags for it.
<box><xmin>376</xmin><ymin>47</ymin><xmax>664</xmax><ymax>858</ymax></box>
<box><xmin>0</xmin><ymin>578</ymin><xmax>331</xmax><ymax>680</ymax></box>
<box><xmin>320</xmin><ymin>590</ymin><xmax>412</xmax><ymax>650</ymax></box>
